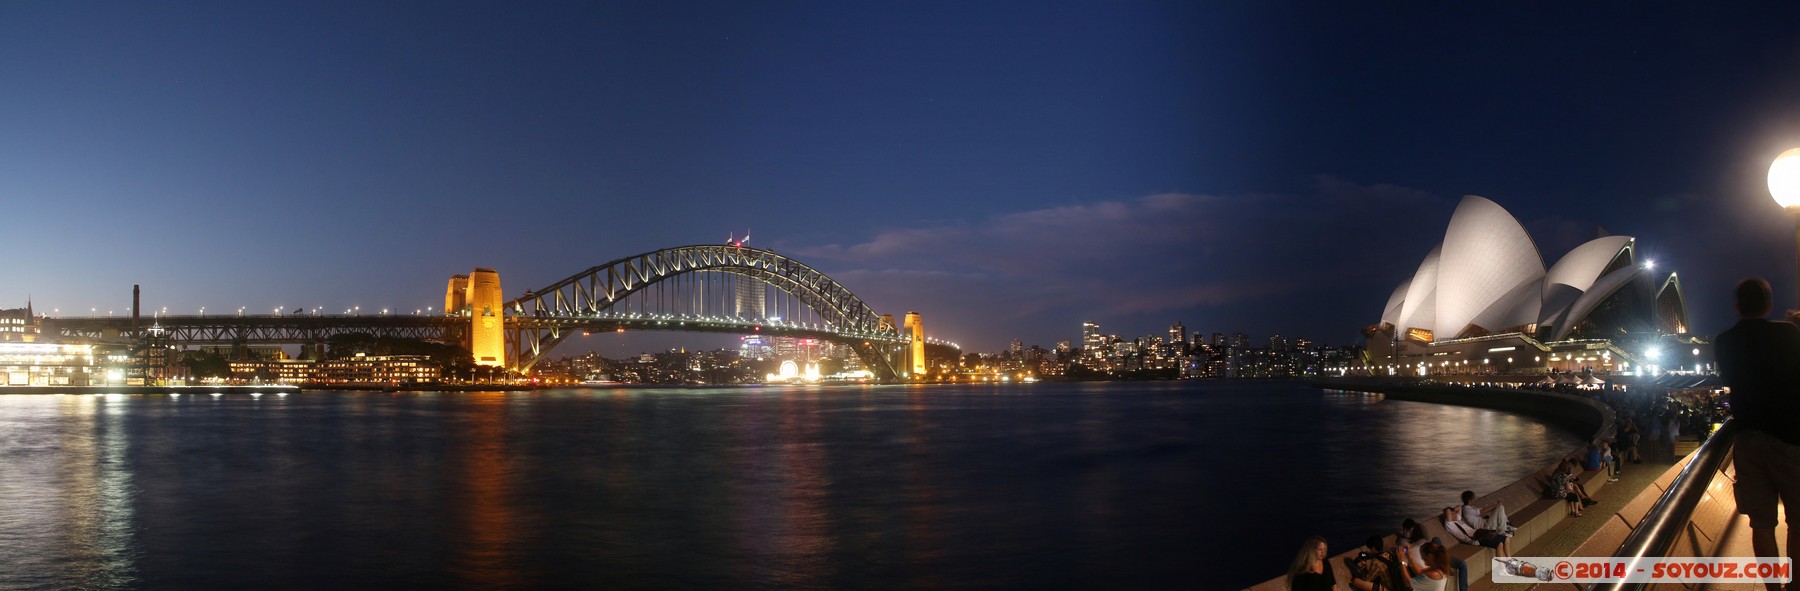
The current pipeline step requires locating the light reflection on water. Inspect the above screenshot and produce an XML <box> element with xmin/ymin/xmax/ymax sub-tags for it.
<box><xmin>0</xmin><ymin>382</ymin><xmax>1580</xmax><ymax>590</ymax></box>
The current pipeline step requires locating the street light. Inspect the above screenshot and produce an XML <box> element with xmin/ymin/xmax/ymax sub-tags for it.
<box><xmin>1769</xmin><ymin>147</ymin><xmax>1800</xmax><ymax>308</ymax></box>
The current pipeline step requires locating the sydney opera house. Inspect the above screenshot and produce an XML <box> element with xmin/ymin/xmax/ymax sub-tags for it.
<box><xmin>1365</xmin><ymin>195</ymin><xmax>1695</xmax><ymax>375</ymax></box>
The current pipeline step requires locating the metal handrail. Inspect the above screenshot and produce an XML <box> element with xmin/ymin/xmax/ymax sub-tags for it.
<box><xmin>1587</xmin><ymin>419</ymin><xmax>1740</xmax><ymax>591</ymax></box>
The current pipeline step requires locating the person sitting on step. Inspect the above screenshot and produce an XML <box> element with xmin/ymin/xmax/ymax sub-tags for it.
<box><xmin>1456</xmin><ymin>490</ymin><xmax>1513</xmax><ymax>534</ymax></box>
<box><xmin>1442</xmin><ymin>507</ymin><xmax>1510</xmax><ymax>558</ymax></box>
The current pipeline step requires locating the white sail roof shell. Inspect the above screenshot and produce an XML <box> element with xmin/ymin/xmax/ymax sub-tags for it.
<box><xmin>1381</xmin><ymin>280</ymin><xmax>1410</xmax><ymax>327</ymax></box>
<box><xmin>1545</xmin><ymin>236</ymin><xmax>1633</xmax><ymax>292</ymax></box>
<box><xmin>1434</xmin><ymin>196</ymin><xmax>1545</xmax><ymax>338</ymax></box>
<box><xmin>1376</xmin><ymin>196</ymin><xmax>1650</xmax><ymax>344</ymax></box>
<box><xmin>1397</xmin><ymin>246</ymin><xmax>1442</xmax><ymax>335</ymax></box>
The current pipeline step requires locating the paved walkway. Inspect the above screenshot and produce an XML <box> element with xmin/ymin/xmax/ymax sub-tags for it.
<box><xmin>1528</xmin><ymin>436</ymin><xmax>1689</xmax><ymax>556</ymax></box>
<box><xmin>1474</xmin><ymin>434</ymin><xmax>1692</xmax><ymax>590</ymax></box>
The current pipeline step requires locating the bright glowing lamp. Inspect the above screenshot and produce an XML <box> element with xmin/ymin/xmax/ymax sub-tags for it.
<box><xmin>1770</xmin><ymin>148</ymin><xmax>1800</xmax><ymax>207</ymax></box>
<box><xmin>1774</xmin><ymin>147</ymin><xmax>1800</xmax><ymax>308</ymax></box>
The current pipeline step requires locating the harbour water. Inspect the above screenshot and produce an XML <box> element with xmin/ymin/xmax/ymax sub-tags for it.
<box><xmin>0</xmin><ymin>381</ymin><xmax>1580</xmax><ymax>590</ymax></box>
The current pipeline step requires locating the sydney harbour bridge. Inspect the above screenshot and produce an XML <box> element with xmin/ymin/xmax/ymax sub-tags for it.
<box><xmin>39</xmin><ymin>245</ymin><xmax>952</xmax><ymax>381</ymax></box>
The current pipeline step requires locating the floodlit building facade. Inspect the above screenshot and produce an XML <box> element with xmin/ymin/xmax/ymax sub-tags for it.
<box><xmin>1</xmin><ymin>303</ymin><xmax>39</xmax><ymax>342</ymax></box>
<box><xmin>1366</xmin><ymin>195</ymin><xmax>1691</xmax><ymax>375</ymax></box>
<box><xmin>229</xmin><ymin>354</ymin><xmax>441</xmax><ymax>384</ymax></box>
<box><xmin>0</xmin><ymin>342</ymin><xmax>95</xmax><ymax>386</ymax></box>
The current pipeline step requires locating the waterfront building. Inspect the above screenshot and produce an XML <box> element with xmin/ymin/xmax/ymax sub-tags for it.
<box><xmin>197</xmin><ymin>344</ymin><xmax>289</xmax><ymax>361</ymax></box>
<box><xmin>309</xmin><ymin>354</ymin><xmax>440</xmax><ymax>384</ymax></box>
<box><xmin>0</xmin><ymin>342</ymin><xmax>94</xmax><ymax>385</ymax></box>
<box><xmin>227</xmin><ymin>359</ymin><xmax>317</xmax><ymax>384</ymax></box>
<box><xmin>226</xmin><ymin>355</ymin><xmax>439</xmax><ymax>385</ymax></box>
<box><xmin>0</xmin><ymin>303</ymin><xmax>39</xmax><ymax>342</ymax></box>
<box><xmin>1367</xmin><ymin>195</ymin><xmax>1689</xmax><ymax>375</ymax></box>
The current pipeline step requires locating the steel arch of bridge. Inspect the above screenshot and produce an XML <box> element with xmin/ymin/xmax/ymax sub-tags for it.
<box><xmin>506</xmin><ymin>245</ymin><xmax>905</xmax><ymax>376</ymax></box>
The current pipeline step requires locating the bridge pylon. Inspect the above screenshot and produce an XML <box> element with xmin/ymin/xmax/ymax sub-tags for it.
<box><xmin>447</xmin><ymin>268</ymin><xmax>506</xmax><ymax>368</ymax></box>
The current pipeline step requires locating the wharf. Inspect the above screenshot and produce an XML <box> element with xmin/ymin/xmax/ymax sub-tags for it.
<box><xmin>0</xmin><ymin>385</ymin><xmax>301</xmax><ymax>395</ymax></box>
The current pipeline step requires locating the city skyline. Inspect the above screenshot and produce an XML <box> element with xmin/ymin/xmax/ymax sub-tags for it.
<box><xmin>5</xmin><ymin>3</ymin><xmax>1800</xmax><ymax>352</ymax></box>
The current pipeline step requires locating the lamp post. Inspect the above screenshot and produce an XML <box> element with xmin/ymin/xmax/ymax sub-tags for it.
<box><xmin>1769</xmin><ymin>148</ymin><xmax>1800</xmax><ymax>308</ymax></box>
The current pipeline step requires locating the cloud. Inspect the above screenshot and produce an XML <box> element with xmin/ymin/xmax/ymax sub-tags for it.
<box><xmin>787</xmin><ymin>177</ymin><xmax>1452</xmax><ymax>349</ymax></box>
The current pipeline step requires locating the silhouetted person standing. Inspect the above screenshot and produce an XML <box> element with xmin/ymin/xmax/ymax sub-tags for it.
<box><xmin>1713</xmin><ymin>277</ymin><xmax>1800</xmax><ymax>591</ymax></box>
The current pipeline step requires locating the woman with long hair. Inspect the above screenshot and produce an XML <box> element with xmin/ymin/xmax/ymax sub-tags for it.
<box><xmin>1286</xmin><ymin>535</ymin><xmax>1339</xmax><ymax>591</ymax></box>
<box><xmin>1408</xmin><ymin>542</ymin><xmax>1451</xmax><ymax>591</ymax></box>
<box><xmin>1400</xmin><ymin>518</ymin><xmax>1468</xmax><ymax>591</ymax></box>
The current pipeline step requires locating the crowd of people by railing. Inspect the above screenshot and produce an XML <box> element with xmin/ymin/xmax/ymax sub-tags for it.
<box><xmin>1287</xmin><ymin>370</ymin><xmax>1718</xmax><ymax>591</ymax></box>
<box><xmin>1286</xmin><ymin>276</ymin><xmax>1800</xmax><ymax>591</ymax></box>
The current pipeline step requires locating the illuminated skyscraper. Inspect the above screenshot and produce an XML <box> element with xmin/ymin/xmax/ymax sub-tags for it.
<box><xmin>734</xmin><ymin>277</ymin><xmax>765</xmax><ymax>319</ymax></box>
<box><xmin>903</xmin><ymin>312</ymin><xmax>924</xmax><ymax>377</ymax></box>
<box><xmin>467</xmin><ymin>268</ymin><xmax>504</xmax><ymax>367</ymax></box>
<box><xmin>1082</xmin><ymin>322</ymin><xmax>1104</xmax><ymax>358</ymax></box>
<box><xmin>445</xmin><ymin>275</ymin><xmax>469</xmax><ymax>315</ymax></box>
<box><xmin>739</xmin><ymin>335</ymin><xmax>771</xmax><ymax>360</ymax></box>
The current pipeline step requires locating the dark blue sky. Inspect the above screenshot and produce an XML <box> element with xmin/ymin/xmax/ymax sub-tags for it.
<box><xmin>5</xmin><ymin>2</ymin><xmax>1800</xmax><ymax>353</ymax></box>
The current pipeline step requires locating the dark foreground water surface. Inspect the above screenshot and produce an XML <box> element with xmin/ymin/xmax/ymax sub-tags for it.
<box><xmin>0</xmin><ymin>381</ymin><xmax>1581</xmax><ymax>590</ymax></box>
